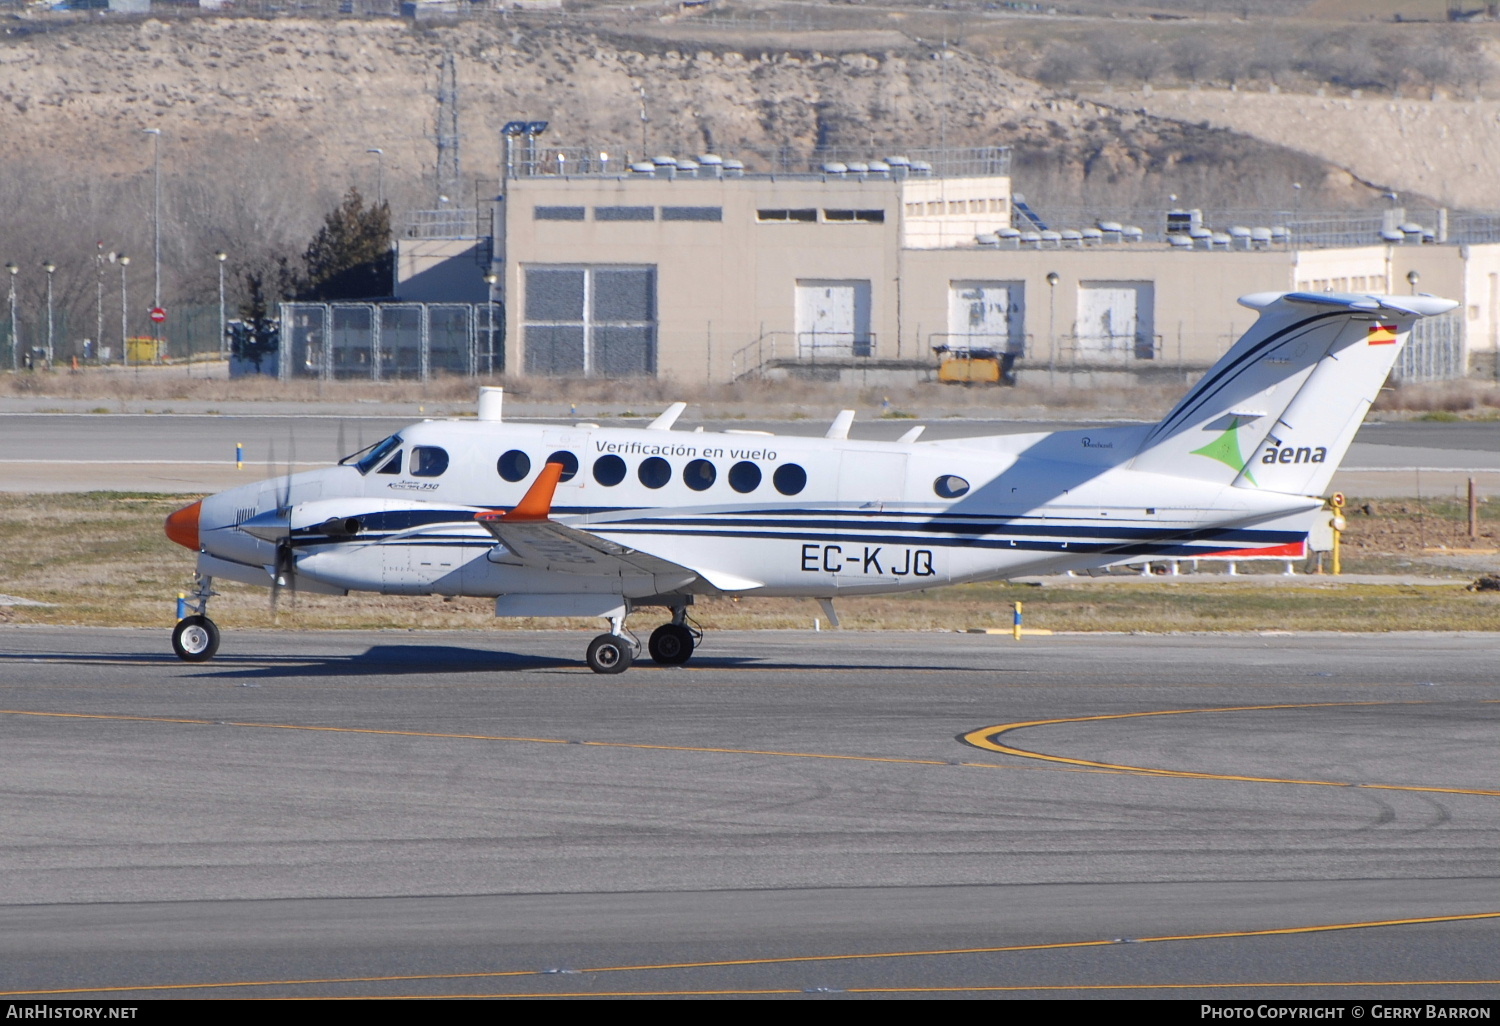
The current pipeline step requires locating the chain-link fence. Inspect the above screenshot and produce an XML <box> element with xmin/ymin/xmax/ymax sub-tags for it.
<box><xmin>278</xmin><ymin>302</ymin><xmax>501</xmax><ymax>380</ymax></box>
<box><xmin>1394</xmin><ymin>311</ymin><xmax>1466</xmax><ymax>383</ymax></box>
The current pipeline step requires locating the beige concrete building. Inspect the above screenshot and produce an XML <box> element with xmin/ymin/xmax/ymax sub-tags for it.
<box><xmin>394</xmin><ymin>157</ymin><xmax>1500</xmax><ymax>385</ymax></box>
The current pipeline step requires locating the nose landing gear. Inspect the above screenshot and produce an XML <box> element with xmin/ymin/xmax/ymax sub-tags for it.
<box><xmin>172</xmin><ymin>575</ymin><xmax>220</xmax><ymax>663</ymax></box>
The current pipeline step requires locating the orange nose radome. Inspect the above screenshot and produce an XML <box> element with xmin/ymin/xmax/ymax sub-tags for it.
<box><xmin>165</xmin><ymin>500</ymin><xmax>202</xmax><ymax>551</ymax></box>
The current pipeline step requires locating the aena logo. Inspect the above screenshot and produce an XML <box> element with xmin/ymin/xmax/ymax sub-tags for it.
<box><xmin>1261</xmin><ymin>442</ymin><xmax>1328</xmax><ymax>465</ymax></box>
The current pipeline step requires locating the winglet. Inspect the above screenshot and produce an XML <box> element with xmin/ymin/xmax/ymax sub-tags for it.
<box><xmin>647</xmin><ymin>402</ymin><xmax>687</xmax><ymax>431</ymax></box>
<box><xmin>825</xmin><ymin>410</ymin><xmax>855</xmax><ymax>440</ymax></box>
<box><xmin>482</xmin><ymin>462</ymin><xmax>565</xmax><ymax>523</ymax></box>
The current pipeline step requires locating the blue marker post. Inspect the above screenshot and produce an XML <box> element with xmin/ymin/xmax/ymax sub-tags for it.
<box><xmin>176</xmin><ymin>593</ymin><xmax>187</xmax><ymax>620</ymax></box>
<box><xmin>236</xmin><ymin>442</ymin><xmax>243</xmax><ymax>470</ymax></box>
<box><xmin>1012</xmin><ymin>601</ymin><xmax>1023</xmax><ymax>641</ymax></box>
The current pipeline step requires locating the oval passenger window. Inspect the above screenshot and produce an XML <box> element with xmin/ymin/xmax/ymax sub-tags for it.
<box><xmin>773</xmin><ymin>463</ymin><xmax>807</xmax><ymax>496</ymax></box>
<box><xmin>728</xmin><ymin>461</ymin><xmax>761</xmax><ymax>494</ymax></box>
<box><xmin>683</xmin><ymin>459</ymin><xmax>716</xmax><ymax>491</ymax></box>
<box><xmin>545</xmin><ymin>450</ymin><xmax>579</xmax><ymax>482</ymax></box>
<box><xmin>497</xmin><ymin>450</ymin><xmax>531</xmax><ymax>482</ymax></box>
<box><xmin>593</xmin><ymin>454</ymin><xmax>627</xmax><ymax>486</ymax></box>
<box><xmin>411</xmin><ymin>446</ymin><xmax>449</xmax><ymax>478</ymax></box>
<box><xmin>638</xmin><ymin>456</ymin><xmax>671</xmax><ymax>489</ymax></box>
<box><xmin>933</xmin><ymin>475</ymin><xmax>970</xmax><ymax>499</ymax></box>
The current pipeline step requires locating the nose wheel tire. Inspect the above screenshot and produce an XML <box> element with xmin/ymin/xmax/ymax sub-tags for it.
<box><xmin>586</xmin><ymin>633</ymin><xmax>634</xmax><ymax>675</ymax></box>
<box><xmin>648</xmin><ymin>623</ymin><xmax>695</xmax><ymax>666</ymax></box>
<box><xmin>172</xmin><ymin>615</ymin><xmax>220</xmax><ymax>663</ymax></box>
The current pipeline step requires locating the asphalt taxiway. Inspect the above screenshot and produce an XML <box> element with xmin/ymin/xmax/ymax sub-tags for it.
<box><xmin>0</xmin><ymin>628</ymin><xmax>1495</xmax><ymax>999</ymax></box>
<box><xmin>0</xmin><ymin>411</ymin><xmax>1496</xmax><ymax>496</ymax></box>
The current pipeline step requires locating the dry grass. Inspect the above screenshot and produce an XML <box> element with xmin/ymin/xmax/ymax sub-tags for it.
<box><xmin>1</xmin><ymin>492</ymin><xmax>1497</xmax><ymax>635</ymax></box>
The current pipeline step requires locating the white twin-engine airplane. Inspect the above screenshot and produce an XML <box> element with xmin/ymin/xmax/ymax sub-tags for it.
<box><xmin>164</xmin><ymin>291</ymin><xmax>1454</xmax><ymax>673</ymax></box>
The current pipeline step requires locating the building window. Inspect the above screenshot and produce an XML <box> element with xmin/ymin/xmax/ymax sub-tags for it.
<box><xmin>757</xmin><ymin>209</ymin><xmax>817</xmax><ymax>223</ymax></box>
<box><xmin>595</xmin><ymin>206</ymin><xmax>655</xmax><ymax>221</ymax></box>
<box><xmin>822</xmin><ymin>209</ymin><xmax>885</xmax><ymax>224</ymax></box>
<box><xmin>535</xmin><ymin>206</ymin><xmax>586</xmax><ymax>221</ymax></box>
<box><xmin>905</xmin><ymin>202</ymin><xmax>922</xmax><ymax>216</ymax></box>
<box><xmin>948</xmin><ymin>201</ymin><xmax>965</xmax><ymax>215</ymax></box>
<box><xmin>662</xmin><ymin>206</ymin><xmax>723</xmax><ymax>222</ymax></box>
<box><xmin>926</xmin><ymin>201</ymin><xmax>943</xmax><ymax>215</ymax></box>
<box><xmin>989</xmin><ymin>198</ymin><xmax>1008</xmax><ymax>213</ymax></box>
<box><xmin>524</xmin><ymin>265</ymin><xmax>657</xmax><ymax>377</ymax></box>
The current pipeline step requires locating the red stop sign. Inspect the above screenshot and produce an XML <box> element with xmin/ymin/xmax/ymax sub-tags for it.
<box><xmin>149</xmin><ymin>307</ymin><xmax>167</xmax><ymax>324</ymax></box>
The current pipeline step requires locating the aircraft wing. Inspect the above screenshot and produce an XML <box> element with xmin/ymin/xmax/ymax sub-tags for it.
<box><xmin>477</xmin><ymin>515</ymin><xmax>697</xmax><ymax>580</ymax></box>
<box><xmin>474</xmin><ymin>461</ymin><xmax>763</xmax><ymax>591</ymax></box>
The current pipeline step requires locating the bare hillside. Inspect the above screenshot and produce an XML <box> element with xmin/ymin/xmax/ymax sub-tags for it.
<box><xmin>0</xmin><ymin>12</ymin><xmax>1390</xmax><ymax>328</ymax></box>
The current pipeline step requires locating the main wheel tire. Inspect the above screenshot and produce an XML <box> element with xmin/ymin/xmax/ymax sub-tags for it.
<box><xmin>648</xmin><ymin>623</ymin><xmax>695</xmax><ymax>666</ymax></box>
<box><xmin>172</xmin><ymin>615</ymin><xmax>220</xmax><ymax>663</ymax></box>
<box><xmin>586</xmin><ymin>633</ymin><xmax>633</xmax><ymax>675</ymax></box>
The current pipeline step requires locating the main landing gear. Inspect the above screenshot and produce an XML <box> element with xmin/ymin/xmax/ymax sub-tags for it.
<box><xmin>584</xmin><ymin>606</ymin><xmax>701</xmax><ymax>674</ymax></box>
<box><xmin>171</xmin><ymin>575</ymin><xmax>220</xmax><ymax>663</ymax></box>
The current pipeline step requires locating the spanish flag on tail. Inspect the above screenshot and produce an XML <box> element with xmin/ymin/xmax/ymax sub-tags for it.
<box><xmin>1367</xmin><ymin>323</ymin><xmax>1399</xmax><ymax>345</ymax></box>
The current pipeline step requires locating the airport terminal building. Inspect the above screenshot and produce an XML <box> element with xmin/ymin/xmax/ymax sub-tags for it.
<box><xmin>306</xmin><ymin>144</ymin><xmax>1500</xmax><ymax>385</ymax></box>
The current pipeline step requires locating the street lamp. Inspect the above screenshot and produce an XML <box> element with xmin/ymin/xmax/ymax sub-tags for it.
<box><xmin>142</xmin><ymin>129</ymin><xmax>162</xmax><ymax>312</ymax></box>
<box><xmin>483</xmin><ymin>271</ymin><xmax>499</xmax><ymax>375</ymax></box>
<box><xmin>1407</xmin><ymin>269</ymin><xmax>1421</xmax><ymax>295</ymax></box>
<box><xmin>366</xmin><ymin>148</ymin><xmax>385</xmax><ymax>207</ymax></box>
<box><xmin>42</xmin><ymin>261</ymin><xmax>55</xmax><ymax>367</ymax></box>
<box><xmin>216</xmin><ymin>252</ymin><xmax>228</xmax><ymax>358</ymax></box>
<box><xmin>5</xmin><ymin>264</ymin><xmax>17</xmax><ymax>371</ymax></box>
<box><xmin>118</xmin><ymin>256</ymin><xmax>130</xmax><ymax>367</ymax></box>
<box><xmin>1046</xmin><ymin>270</ymin><xmax>1060</xmax><ymax>385</ymax></box>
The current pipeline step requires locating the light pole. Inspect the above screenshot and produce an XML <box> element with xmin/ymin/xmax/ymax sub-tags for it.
<box><xmin>1046</xmin><ymin>270</ymin><xmax>1060</xmax><ymax>386</ymax></box>
<box><xmin>143</xmin><ymin>129</ymin><xmax>162</xmax><ymax>312</ymax></box>
<box><xmin>118</xmin><ymin>256</ymin><xmax>130</xmax><ymax>367</ymax></box>
<box><xmin>42</xmin><ymin>261</ymin><xmax>55</xmax><ymax>367</ymax></box>
<box><xmin>1407</xmin><ymin>269</ymin><xmax>1420</xmax><ymax>295</ymax></box>
<box><xmin>216</xmin><ymin>252</ymin><xmax>227</xmax><ymax>358</ymax></box>
<box><xmin>483</xmin><ymin>271</ymin><xmax>499</xmax><ymax>375</ymax></box>
<box><xmin>366</xmin><ymin>148</ymin><xmax>385</xmax><ymax>207</ymax></box>
<box><xmin>96</xmin><ymin>243</ymin><xmax>106</xmax><ymax>364</ymax></box>
<box><xmin>6</xmin><ymin>264</ymin><xmax>16</xmax><ymax>371</ymax></box>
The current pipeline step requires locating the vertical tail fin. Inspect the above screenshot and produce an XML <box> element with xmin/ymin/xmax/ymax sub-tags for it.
<box><xmin>1131</xmin><ymin>292</ymin><xmax>1457</xmax><ymax>495</ymax></box>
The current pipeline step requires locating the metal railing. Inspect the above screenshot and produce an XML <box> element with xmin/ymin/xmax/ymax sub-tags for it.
<box><xmin>1051</xmin><ymin>333</ymin><xmax>1163</xmax><ymax>365</ymax></box>
<box><xmin>928</xmin><ymin>332</ymin><xmax>1029</xmax><ymax>358</ymax></box>
<box><xmin>730</xmin><ymin>330</ymin><xmax>881</xmax><ymax>380</ymax></box>
<box><xmin>404</xmin><ymin>208</ymin><xmax>486</xmax><ymax>240</ymax></box>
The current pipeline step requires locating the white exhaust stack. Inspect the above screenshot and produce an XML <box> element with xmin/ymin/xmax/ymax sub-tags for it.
<box><xmin>478</xmin><ymin>386</ymin><xmax>504</xmax><ymax>422</ymax></box>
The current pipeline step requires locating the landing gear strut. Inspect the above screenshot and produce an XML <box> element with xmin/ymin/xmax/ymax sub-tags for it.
<box><xmin>172</xmin><ymin>575</ymin><xmax>220</xmax><ymax>663</ymax></box>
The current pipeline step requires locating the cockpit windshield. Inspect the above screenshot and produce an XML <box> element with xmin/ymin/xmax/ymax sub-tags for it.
<box><xmin>345</xmin><ymin>434</ymin><xmax>404</xmax><ymax>475</ymax></box>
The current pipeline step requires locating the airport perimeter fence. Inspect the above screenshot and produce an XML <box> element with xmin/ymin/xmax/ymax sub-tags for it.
<box><xmin>277</xmin><ymin>302</ymin><xmax>502</xmax><ymax>381</ymax></box>
<box><xmin>1394</xmin><ymin>311</ymin><xmax>1467</xmax><ymax>383</ymax></box>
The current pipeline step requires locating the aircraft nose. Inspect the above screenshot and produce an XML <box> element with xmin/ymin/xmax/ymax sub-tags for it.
<box><xmin>165</xmin><ymin>500</ymin><xmax>202</xmax><ymax>551</ymax></box>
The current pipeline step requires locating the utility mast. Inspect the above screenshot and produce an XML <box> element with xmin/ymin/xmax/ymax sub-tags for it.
<box><xmin>435</xmin><ymin>52</ymin><xmax>460</xmax><ymax>204</ymax></box>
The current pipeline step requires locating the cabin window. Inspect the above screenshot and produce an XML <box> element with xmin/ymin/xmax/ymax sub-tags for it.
<box><xmin>683</xmin><ymin>459</ymin><xmax>717</xmax><ymax>491</ymax></box>
<box><xmin>773</xmin><ymin>464</ymin><xmax>807</xmax><ymax>496</ymax></box>
<box><xmin>728</xmin><ymin>461</ymin><xmax>762</xmax><ymax>493</ymax></box>
<box><xmin>638</xmin><ymin>456</ymin><xmax>671</xmax><ymax>489</ymax></box>
<box><xmin>497</xmin><ymin>450</ymin><xmax>531</xmax><ymax>482</ymax></box>
<box><xmin>411</xmin><ymin>446</ymin><xmax>449</xmax><ymax>478</ymax></box>
<box><xmin>933</xmin><ymin>475</ymin><xmax>970</xmax><ymax>499</ymax></box>
<box><xmin>593</xmin><ymin>455</ymin><xmax>627</xmax><ymax>486</ymax></box>
<box><xmin>545</xmin><ymin>450</ymin><xmax>579</xmax><ymax>482</ymax></box>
